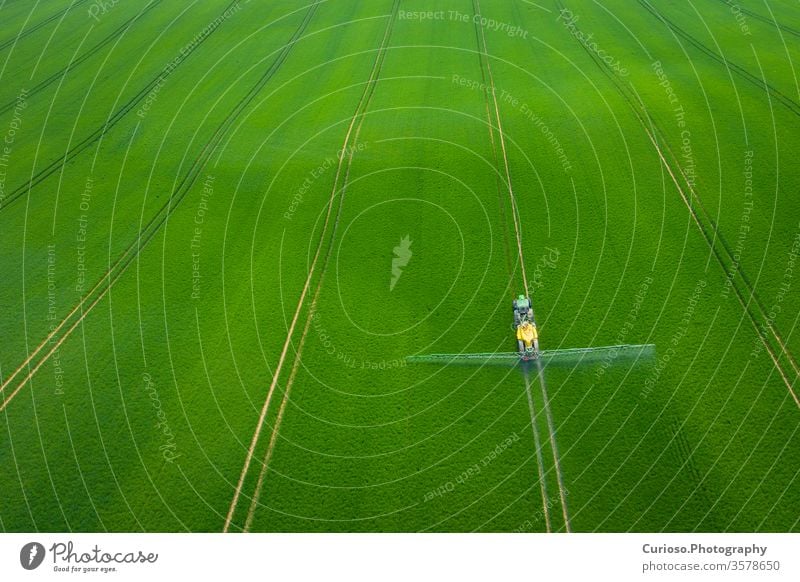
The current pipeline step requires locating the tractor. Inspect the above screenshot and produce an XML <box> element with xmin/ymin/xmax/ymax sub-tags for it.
<box><xmin>513</xmin><ymin>295</ymin><xmax>539</xmax><ymax>360</ymax></box>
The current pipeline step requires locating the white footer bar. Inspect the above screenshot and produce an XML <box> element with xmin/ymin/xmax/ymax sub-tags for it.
<box><xmin>1</xmin><ymin>533</ymin><xmax>797</xmax><ymax>581</ymax></box>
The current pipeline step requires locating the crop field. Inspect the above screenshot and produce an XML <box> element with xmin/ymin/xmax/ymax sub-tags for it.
<box><xmin>0</xmin><ymin>0</ymin><xmax>798</xmax><ymax>533</ymax></box>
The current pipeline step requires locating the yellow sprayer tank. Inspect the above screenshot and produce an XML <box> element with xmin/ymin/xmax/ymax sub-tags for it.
<box><xmin>516</xmin><ymin>321</ymin><xmax>538</xmax><ymax>344</ymax></box>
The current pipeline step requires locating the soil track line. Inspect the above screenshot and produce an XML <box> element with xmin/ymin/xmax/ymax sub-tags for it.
<box><xmin>638</xmin><ymin>120</ymin><xmax>800</xmax><ymax>409</ymax></box>
<box><xmin>473</xmin><ymin>0</ymin><xmax>529</xmax><ymax>293</ymax></box>
<box><xmin>708</xmin><ymin>0</ymin><xmax>800</xmax><ymax>39</ymax></box>
<box><xmin>535</xmin><ymin>358</ymin><xmax>571</xmax><ymax>531</ymax></box>
<box><xmin>0</xmin><ymin>0</ymin><xmax>242</xmax><ymax>213</ymax></box>
<box><xmin>0</xmin><ymin>2</ymin><xmax>319</xmax><ymax>412</ymax></box>
<box><xmin>523</xmin><ymin>373</ymin><xmax>552</xmax><ymax>531</ymax></box>
<box><xmin>471</xmin><ymin>9</ymin><xmax>515</xmax><ymax>284</ymax></box>
<box><xmin>0</xmin><ymin>0</ymin><xmax>164</xmax><ymax>116</ymax></box>
<box><xmin>0</xmin><ymin>0</ymin><xmax>91</xmax><ymax>52</ymax></box>
<box><xmin>639</xmin><ymin>113</ymin><xmax>800</xmax><ymax>396</ymax></box>
<box><xmin>639</xmin><ymin>106</ymin><xmax>800</xmax><ymax>384</ymax></box>
<box><xmin>639</xmin><ymin>0</ymin><xmax>800</xmax><ymax>117</ymax></box>
<box><xmin>241</xmin><ymin>269</ymin><xmax>323</xmax><ymax>532</ymax></box>
<box><xmin>472</xmin><ymin>0</ymin><xmax>552</xmax><ymax>533</ymax></box>
<box><xmin>224</xmin><ymin>0</ymin><xmax>399</xmax><ymax>532</ymax></box>
<box><xmin>555</xmin><ymin>0</ymin><xmax>800</xmax><ymax>408</ymax></box>
<box><xmin>473</xmin><ymin>0</ymin><xmax>571</xmax><ymax>531</ymax></box>
<box><xmin>242</xmin><ymin>40</ymin><xmax>393</xmax><ymax>525</ymax></box>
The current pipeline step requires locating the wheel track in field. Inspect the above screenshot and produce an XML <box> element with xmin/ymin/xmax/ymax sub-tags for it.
<box><xmin>471</xmin><ymin>0</ymin><xmax>550</xmax><ymax>531</ymax></box>
<box><xmin>471</xmin><ymin>4</ymin><xmax>515</xmax><ymax>290</ymax></box>
<box><xmin>522</xmin><ymin>373</ymin><xmax>552</xmax><ymax>531</ymax></box>
<box><xmin>638</xmin><ymin>116</ymin><xmax>800</xmax><ymax>408</ymax></box>
<box><xmin>637</xmin><ymin>17</ymin><xmax>800</xmax><ymax>404</ymax></box>
<box><xmin>228</xmin><ymin>0</ymin><xmax>402</xmax><ymax>532</ymax></box>
<box><xmin>554</xmin><ymin>0</ymin><xmax>800</xmax><ymax>408</ymax></box>
<box><xmin>0</xmin><ymin>0</ymin><xmax>91</xmax><ymax>53</ymax></box>
<box><xmin>0</xmin><ymin>0</ymin><xmax>163</xmax><ymax>117</ymax></box>
<box><xmin>639</xmin><ymin>0</ymin><xmax>800</xmax><ymax>118</ymax></box>
<box><xmin>0</xmin><ymin>1</ymin><xmax>320</xmax><ymax>413</ymax></box>
<box><xmin>473</xmin><ymin>0</ymin><xmax>571</xmax><ymax>532</ymax></box>
<box><xmin>0</xmin><ymin>0</ymin><xmax>241</xmax><ymax>214</ymax></box>
<box><xmin>534</xmin><ymin>358</ymin><xmax>571</xmax><ymax>531</ymax></box>
<box><xmin>472</xmin><ymin>0</ymin><xmax>529</xmax><ymax>294</ymax></box>
<box><xmin>510</xmin><ymin>0</ymin><xmax>576</xmax><ymax>532</ymax></box>
<box><xmin>709</xmin><ymin>0</ymin><xmax>800</xmax><ymax>39</ymax></box>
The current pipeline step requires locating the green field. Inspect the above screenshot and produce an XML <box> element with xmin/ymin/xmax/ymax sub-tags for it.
<box><xmin>0</xmin><ymin>0</ymin><xmax>798</xmax><ymax>532</ymax></box>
